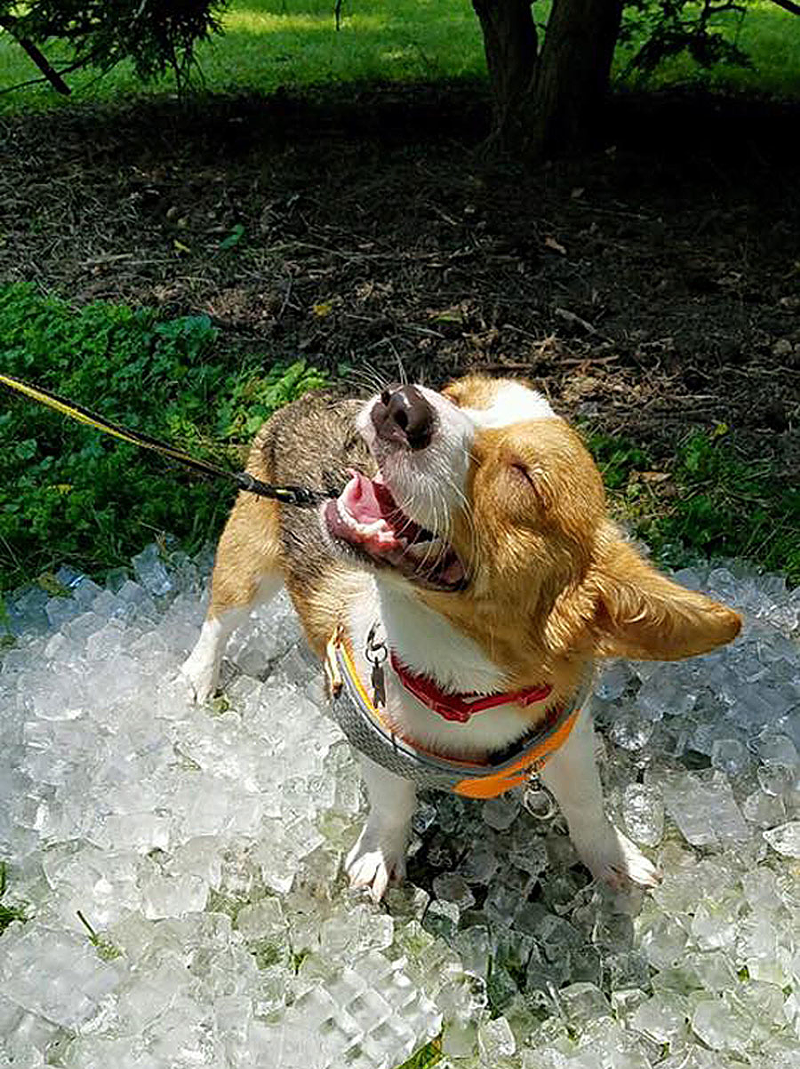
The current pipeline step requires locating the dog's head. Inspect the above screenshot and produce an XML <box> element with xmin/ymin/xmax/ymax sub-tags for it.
<box><xmin>323</xmin><ymin>375</ymin><xmax>741</xmax><ymax>673</ymax></box>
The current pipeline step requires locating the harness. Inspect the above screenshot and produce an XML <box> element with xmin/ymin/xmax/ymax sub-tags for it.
<box><xmin>325</xmin><ymin>626</ymin><xmax>587</xmax><ymax>799</ymax></box>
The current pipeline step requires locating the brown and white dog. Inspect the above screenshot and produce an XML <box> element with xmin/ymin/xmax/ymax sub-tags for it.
<box><xmin>182</xmin><ymin>376</ymin><xmax>741</xmax><ymax>902</ymax></box>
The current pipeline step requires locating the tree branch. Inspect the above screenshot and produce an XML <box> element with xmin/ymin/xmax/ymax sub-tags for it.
<box><xmin>767</xmin><ymin>0</ymin><xmax>800</xmax><ymax>15</ymax></box>
<box><xmin>0</xmin><ymin>16</ymin><xmax>72</xmax><ymax>95</ymax></box>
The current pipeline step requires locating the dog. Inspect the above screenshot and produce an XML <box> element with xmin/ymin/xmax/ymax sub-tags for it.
<box><xmin>182</xmin><ymin>375</ymin><xmax>741</xmax><ymax>902</ymax></box>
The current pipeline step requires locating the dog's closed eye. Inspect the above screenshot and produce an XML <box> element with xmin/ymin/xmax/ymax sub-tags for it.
<box><xmin>507</xmin><ymin>458</ymin><xmax>549</xmax><ymax>509</ymax></box>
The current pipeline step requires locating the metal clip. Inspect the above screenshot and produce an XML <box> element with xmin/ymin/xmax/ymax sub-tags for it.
<box><xmin>365</xmin><ymin>622</ymin><xmax>388</xmax><ymax>708</ymax></box>
<box><xmin>523</xmin><ymin>770</ymin><xmax>558</xmax><ymax>821</ymax></box>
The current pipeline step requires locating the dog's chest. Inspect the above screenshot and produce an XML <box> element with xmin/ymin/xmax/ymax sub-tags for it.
<box><xmin>347</xmin><ymin>584</ymin><xmax>535</xmax><ymax>760</ymax></box>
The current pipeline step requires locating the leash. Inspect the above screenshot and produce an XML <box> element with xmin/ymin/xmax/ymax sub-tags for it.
<box><xmin>0</xmin><ymin>372</ymin><xmax>333</xmax><ymax>508</ymax></box>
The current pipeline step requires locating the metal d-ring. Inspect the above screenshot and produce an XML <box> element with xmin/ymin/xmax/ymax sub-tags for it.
<box><xmin>523</xmin><ymin>774</ymin><xmax>558</xmax><ymax>821</ymax></box>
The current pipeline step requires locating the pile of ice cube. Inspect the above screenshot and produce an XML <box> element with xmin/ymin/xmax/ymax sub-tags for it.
<box><xmin>0</xmin><ymin>546</ymin><xmax>798</xmax><ymax>1069</ymax></box>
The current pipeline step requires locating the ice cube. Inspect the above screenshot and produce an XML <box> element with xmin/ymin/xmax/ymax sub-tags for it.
<box><xmin>710</xmin><ymin>738</ymin><xmax>751</xmax><ymax>777</ymax></box>
<box><xmin>622</xmin><ymin>783</ymin><xmax>665</xmax><ymax>847</ymax></box>
<box><xmin>0</xmin><ymin>924</ymin><xmax>121</xmax><ymax>1028</ymax></box>
<box><xmin>132</xmin><ymin>544</ymin><xmax>173</xmax><ymax>597</ymax></box>
<box><xmin>140</xmin><ymin>871</ymin><xmax>208</xmax><ymax>919</ymax></box>
<box><xmin>661</xmin><ymin>771</ymin><xmax>749</xmax><ymax>847</ymax></box>
<box><xmin>453</xmin><ymin>925</ymin><xmax>491</xmax><ymax>979</ymax></box>
<box><xmin>763</xmin><ymin>821</ymin><xmax>800</xmax><ymax>858</ymax></box>
<box><xmin>482</xmin><ymin>793</ymin><xmax>521</xmax><ymax>831</ymax></box>
<box><xmin>595</xmin><ymin>661</ymin><xmax>631</xmax><ymax>702</ymax></box>
<box><xmin>558</xmin><ymin>983</ymin><xmax>611</xmax><ymax>1026</ymax></box>
<box><xmin>433</xmin><ymin>873</ymin><xmax>476</xmax><ymax>911</ymax></box>
<box><xmin>691</xmin><ymin>994</ymin><xmax>754</xmax><ymax>1053</ymax></box>
<box><xmin>477</xmin><ymin>1015</ymin><xmax>516</xmax><ymax>1059</ymax></box>
<box><xmin>458</xmin><ymin>845</ymin><xmax>499</xmax><ymax>886</ymax></box>
<box><xmin>742</xmin><ymin>788</ymin><xmax>787</xmax><ymax>828</ymax></box>
<box><xmin>609</xmin><ymin>712</ymin><xmax>654</xmax><ymax>751</ymax></box>
<box><xmin>757</xmin><ymin>761</ymin><xmax>797</xmax><ymax>797</ymax></box>
<box><xmin>424</xmin><ymin>899</ymin><xmax>460</xmax><ymax>940</ymax></box>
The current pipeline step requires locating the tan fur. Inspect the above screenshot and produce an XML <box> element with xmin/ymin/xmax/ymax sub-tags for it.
<box><xmin>209</xmin><ymin>422</ymin><xmax>369</xmax><ymax>659</ymax></box>
<box><xmin>208</xmin><ymin>374</ymin><xmax>740</xmax><ymax>716</ymax></box>
<box><xmin>443</xmin><ymin>373</ymin><xmax>516</xmax><ymax>410</ymax></box>
<box><xmin>408</xmin><ymin>380</ymin><xmax>740</xmax><ymax>710</ymax></box>
<box><xmin>208</xmin><ymin>428</ymin><xmax>283</xmax><ymax>619</ymax></box>
<box><xmin>286</xmin><ymin>564</ymin><xmax>369</xmax><ymax>659</ymax></box>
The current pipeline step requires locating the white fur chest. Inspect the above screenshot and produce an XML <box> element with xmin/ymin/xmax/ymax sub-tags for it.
<box><xmin>347</xmin><ymin>579</ymin><xmax>536</xmax><ymax>759</ymax></box>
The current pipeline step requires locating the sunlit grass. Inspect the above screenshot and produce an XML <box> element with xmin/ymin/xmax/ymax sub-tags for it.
<box><xmin>0</xmin><ymin>0</ymin><xmax>797</xmax><ymax>110</ymax></box>
<box><xmin>615</xmin><ymin>0</ymin><xmax>800</xmax><ymax>95</ymax></box>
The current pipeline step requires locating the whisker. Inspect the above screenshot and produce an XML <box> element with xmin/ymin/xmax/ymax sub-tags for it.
<box><xmin>344</xmin><ymin>365</ymin><xmax>388</xmax><ymax>396</ymax></box>
<box><xmin>393</xmin><ymin>351</ymin><xmax>409</xmax><ymax>387</ymax></box>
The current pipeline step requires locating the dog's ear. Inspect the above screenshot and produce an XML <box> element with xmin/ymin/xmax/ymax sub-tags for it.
<box><xmin>589</xmin><ymin>536</ymin><xmax>742</xmax><ymax>661</ymax></box>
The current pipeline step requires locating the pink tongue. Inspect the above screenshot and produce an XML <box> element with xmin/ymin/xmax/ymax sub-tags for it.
<box><xmin>346</xmin><ymin>471</ymin><xmax>399</xmax><ymax>524</ymax></box>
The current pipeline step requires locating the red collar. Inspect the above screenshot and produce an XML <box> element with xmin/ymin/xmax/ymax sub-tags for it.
<box><xmin>389</xmin><ymin>651</ymin><xmax>552</xmax><ymax>723</ymax></box>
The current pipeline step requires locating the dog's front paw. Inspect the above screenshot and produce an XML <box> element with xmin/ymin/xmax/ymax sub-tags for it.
<box><xmin>179</xmin><ymin>649</ymin><xmax>219</xmax><ymax>705</ymax></box>
<box><xmin>345</xmin><ymin>823</ymin><xmax>407</xmax><ymax>903</ymax></box>
<box><xmin>579</xmin><ymin>824</ymin><xmax>662</xmax><ymax>892</ymax></box>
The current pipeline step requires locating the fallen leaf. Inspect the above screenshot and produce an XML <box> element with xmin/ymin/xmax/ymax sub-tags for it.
<box><xmin>312</xmin><ymin>301</ymin><xmax>333</xmax><ymax>317</ymax></box>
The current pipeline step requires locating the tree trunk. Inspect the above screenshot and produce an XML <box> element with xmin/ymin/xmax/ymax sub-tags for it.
<box><xmin>529</xmin><ymin>0</ymin><xmax>624</xmax><ymax>157</ymax></box>
<box><xmin>471</xmin><ymin>0</ymin><xmax>538</xmax><ymax>148</ymax></box>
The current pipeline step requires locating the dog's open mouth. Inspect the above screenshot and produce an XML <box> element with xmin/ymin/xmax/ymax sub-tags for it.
<box><xmin>324</xmin><ymin>470</ymin><xmax>466</xmax><ymax>591</ymax></box>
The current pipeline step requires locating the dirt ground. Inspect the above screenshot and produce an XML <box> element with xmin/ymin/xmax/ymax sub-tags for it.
<box><xmin>1</xmin><ymin>85</ymin><xmax>798</xmax><ymax>473</ymax></box>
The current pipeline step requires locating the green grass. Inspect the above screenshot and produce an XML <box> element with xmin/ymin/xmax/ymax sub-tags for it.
<box><xmin>0</xmin><ymin>0</ymin><xmax>798</xmax><ymax>111</ymax></box>
<box><xmin>396</xmin><ymin>1038</ymin><xmax>443</xmax><ymax>1069</ymax></box>
<box><xmin>0</xmin><ymin>282</ymin><xmax>328</xmax><ymax>595</ymax></box>
<box><xmin>0</xmin><ymin>861</ymin><xmax>28</xmax><ymax>935</ymax></box>
<box><xmin>0</xmin><ymin>0</ymin><xmax>484</xmax><ymax>109</ymax></box>
<box><xmin>587</xmin><ymin>424</ymin><xmax>800</xmax><ymax>584</ymax></box>
<box><xmin>0</xmin><ymin>283</ymin><xmax>796</xmax><ymax>598</ymax></box>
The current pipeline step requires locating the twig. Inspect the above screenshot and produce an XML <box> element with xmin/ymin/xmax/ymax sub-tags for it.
<box><xmin>276</xmin><ymin>276</ymin><xmax>294</xmax><ymax>320</ymax></box>
<box><xmin>76</xmin><ymin>909</ymin><xmax>98</xmax><ymax>940</ymax></box>
<box><xmin>554</xmin><ymin>306</ymin><xmax>598</xmax><ymax>334</ymax></box>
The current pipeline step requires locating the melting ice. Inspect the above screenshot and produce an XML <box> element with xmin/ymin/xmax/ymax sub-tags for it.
<box><xmin>0</xmin><ymin>550</ymin><xmax>798</xmax><ymax>1069</ymax></box>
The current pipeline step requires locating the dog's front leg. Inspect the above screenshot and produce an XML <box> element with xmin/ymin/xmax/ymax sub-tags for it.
<box><xmin>181</xmin><ymin>605</ymin><xmax>253</xmax><ymax>703</ymax></box>
<box><xmin>346</xmin><ymin>756</ymin><xmax>416</xmax><ymax>903</ymax></box>
<box><xmin>182</xmin><ymin>490</ymin><xmax>284</xmax><ymax>703</ymax></box>
<box><xmin>539</xmin><ymin>708</ymin><xmax>661</xmax><ymax>891</ymax></box>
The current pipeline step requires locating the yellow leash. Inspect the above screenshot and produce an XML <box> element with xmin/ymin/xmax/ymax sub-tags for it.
<box><xmin>0</xmin><ymin>371</ymin><xmax>331</xmax><ymax>508</ymax></box>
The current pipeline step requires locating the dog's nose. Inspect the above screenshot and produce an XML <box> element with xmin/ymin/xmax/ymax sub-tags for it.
<box><xmin>372</xmin><ymin>385</ymin><xmax>435</xmax><ymax>450</ymax></box>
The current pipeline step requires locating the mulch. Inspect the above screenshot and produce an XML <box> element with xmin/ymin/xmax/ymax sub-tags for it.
<box><xmin>1</xmin><ymin>83</ymin><xmax>798</xmax><ymax>475</ymax></box>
